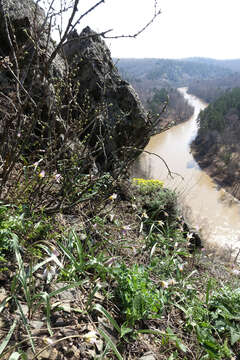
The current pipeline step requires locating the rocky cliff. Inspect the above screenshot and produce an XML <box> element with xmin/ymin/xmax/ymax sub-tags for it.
<box><xmin>0</xmin><ymin>0</ymin><xmax>152</xmax><ymax>172</ymax></box>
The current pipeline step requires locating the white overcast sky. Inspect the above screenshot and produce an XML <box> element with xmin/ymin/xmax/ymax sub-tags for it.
<box><xmin>40</xmin><ymin>0</ymin><xmax>240</xmax><ymax>59</ymax></box>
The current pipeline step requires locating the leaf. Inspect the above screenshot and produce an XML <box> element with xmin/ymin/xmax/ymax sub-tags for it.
<box><xmin>9</xmin><ymin>352</ymin><xmax>21</xmax><ymax>360</ymax></box>
<box><xmin>150</xmin><ymin>242</ymin><xmax>158</xmax><ymax>259</ymax></box>
<box><xmin>166</xmin><ymin>327</ymin><xmax>187</xmax><ymax>353</ymax></box>
<box><xmin>14</xmin><ymin>298</ymin><xmax>35</xmax><ymax>352</ymax></box>
<box><xmin>120</xmin><ymin>325</ymin><xmax>132</xmax><ymax>338</ymax></box>
<box><xmin>0</xmin><ymin>319</ymin><xmax>17</xmax><ymax>355</ymax></box>
<box><xmin>40</xmin><ymin>292</ymin><xmax>53</xmax><ymax>336</ymax></box>
<box><xmin>230</xmin><ymin>327</ymin><xmax>240</xmax><ymax>345</ymax></box>
<box><xmin>98</xmin><ymin>328</ymin><xmax>123</xmax><ymax>360</ymax></box>
<box><xmin>0</xmin><ymin>296</ymin><xmax>11</xmax><ymax>314</ymax></box>
<box><xmin>93</xmin><ymin>304</ymin><xmax>121</xmax><ymax>334</ymax></box>
<box><xmin>175</xmin><ymin>338</ymin><xmax>187</xmax><ymax>353</ymax></box>
<box><xmin>86</xmin><ymin>284</ymin><xmax>101</xmax><ymax>310</ymax></box>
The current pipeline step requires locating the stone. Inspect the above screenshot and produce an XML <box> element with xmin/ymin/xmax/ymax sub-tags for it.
<box><xmin>0</xmin><ymin>0</ymin><xmax>65</xmax><ymax>151</ymax></box>
<box><xmin>63</xmin><ymin>27</ymin><xmax>152</xmax><ymax>170</ymax></box>
<box><xmin>29</xmin><ymin>320</ymin><xmax>44</xmax><ymax>329</ymax></box>
<box><xmin>139</xmin><ymin>351</ymin><xmax>156</xmax><ymax>360</ymax></box>
<box><xmin>0</xmin><ymin>0</ymin><xmax>64</xmax><ymax>75</ymax></box>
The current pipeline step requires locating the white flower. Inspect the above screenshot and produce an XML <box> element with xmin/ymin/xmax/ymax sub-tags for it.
<box><xmin>160</xmin><ymin>280</ymin><xmax>168</xmax><ymax>289</ymax></box>
<box><xmin>108</xmin><ymin>213</ymin><xmax>115</xmax><ymax>222</ymax></box>
<box><xmin>142</xmin><ymin>211</ymin><xmax>149</xmax><ymax>219</ymax></box>
<box><xmin>109</xmin><ymin>193</ymin><xmax>117</xmax><ymax>201</ymax></box>
<box><xmin>178</xmin><ymin>263</ymin><xmax>184</xmax><ymax>272</ymax></box>
<box><xmin>39</xmin><ymin>170</ymin><xmax>45</xmax><ymax>178</ymax></box>
<box><xmin>54</xmin><ymin>173</ymin><xmax>61</xmax><ymax>183</ymax></box>
<box><xmin>186</xmin><ymin>232</ymin><xmax>193</xmax><ymax>240</ymax></box>
<box><xmin>83</xmin><ymin>331</ymin><xmax>98</xmax><ymax>344</ymax></box>
<box><xmin>231</xmin><ymin>269</ymin><xmax>240</xmax><ymax>276</ymax></box>
<box><xmin>33</xmin><ymin>159</ymin><xmax>43</xmax><ymax>171</ymax></box>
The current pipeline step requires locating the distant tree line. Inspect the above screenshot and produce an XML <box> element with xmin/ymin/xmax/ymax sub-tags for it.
<box><xmin>116</xmin><ymin>58</ymin><xmax>233</xmax><ymax>87</ymax></box>
<box><xmin>188</xmin><ymin>74</ymin><xmax>240</xmax><ymax>103</ymax></box>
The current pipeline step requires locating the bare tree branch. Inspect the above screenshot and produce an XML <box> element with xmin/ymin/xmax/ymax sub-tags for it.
<box><xmin>103</xmin><ymin>4</ymin><xmax>161</xmax><ymax>39</ymax></box>
<box><xmin>47</xmin><ymin>0</ymin><xmax>105</xmax><ymax>67</ymax></box>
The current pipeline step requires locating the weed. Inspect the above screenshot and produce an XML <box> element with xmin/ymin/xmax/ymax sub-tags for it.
<box><xmin>112</xmin><ymin>263</ymin><xmax>163</xmax><ymax>326</ymax></box>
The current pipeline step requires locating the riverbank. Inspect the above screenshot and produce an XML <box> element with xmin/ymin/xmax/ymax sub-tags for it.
<box><xmin>191</xmin><ymin>140</ymin><xmax>240</xmax><ymax>201</ymax></box>
<box><xmin>190</xmin><ymin>87</ymin><xmax>240</xmax><ymax>202</ymax></box>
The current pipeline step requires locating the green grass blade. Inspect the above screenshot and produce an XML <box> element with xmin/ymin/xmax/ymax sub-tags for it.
<box><xmin>75</xmin><ymin>235</ymin><xmax>84</xmax><ymax>267</ymax></box>
<box><xmin>40</xmin><ymin>292</ymin><xmax>53</xmax><ymax>336</ymax></box>
<box><xmin>0</xmin><ymin>319</ymin><xmax>17</xmax><ymax>355</ymax></box>
<box><xmin>93</xmin><ymin>304</ymin><xmax>121</xmax><ymax>334</ymax></box>
<box><xmin>48</xmin><ymin>282</ymin><xmax>82</xmax><ymax>298</ymax></box>
<box><xmin>98</xmin><ymin>328</ymin><xmax>123</xmax><ymax>360</ymax></box>
<box><xmin>86</xmin><ymin>284</ymin><xmax>101</xmax><ymax>310</ymax></box>
<box><xmin>14</xmin><ymin>298</ymin><xmax>35</xmax><ymax>352</ymax></box>
<box><xmin>57</xmin><ymin>241</ymin><xmax>78</xmax><ymax>264</ymax></box>
<box><xmin>206</xmin><ymin>279</ymin><xmax>212</xmax><ymax>306</ymax></box>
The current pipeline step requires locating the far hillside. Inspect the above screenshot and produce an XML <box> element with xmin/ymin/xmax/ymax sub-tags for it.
<box><xmin>188</xmin><ymin>73</ymin><xmax>240</xmax><ymax>102</ymax></box>
<box><xmin>115</xmin><ymin>57</ymin><xmax>235</xmax><ymax>129</ymax></box>
<box><xmin>116</xmin><ymin>58</ymin><xmax>234</xmax><ymax>87</ymax></box>
<box><xmin>184</xmin><ymin>57</ymin><xmax>240</xmax><ymax>73</ymax></box>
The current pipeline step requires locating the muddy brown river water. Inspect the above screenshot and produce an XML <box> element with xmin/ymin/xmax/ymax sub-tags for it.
<box><xmin>133</xmin><ymin>88</ymin><xmax>240</xmax><ymax>255</ymax></box>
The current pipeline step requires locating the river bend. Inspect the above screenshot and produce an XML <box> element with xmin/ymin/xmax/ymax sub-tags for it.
<box><xmin>133</xmin><ymin>88</ymin><xmax>240</xmax><ymax>255</ymax></box>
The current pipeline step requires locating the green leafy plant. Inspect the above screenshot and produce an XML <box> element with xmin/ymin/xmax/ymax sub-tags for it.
<box><xmin>112</xmin><ymin>263</ymin><xmax>163</xmax><ymax>326</ymax></box>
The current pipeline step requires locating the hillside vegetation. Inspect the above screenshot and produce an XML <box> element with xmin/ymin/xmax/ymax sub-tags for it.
<box><xmin>116</xmin><ymin>57</ymin><xmax>238</xmax><ymax>130</ymax></box>
<box><xmin>192</xmin><ymin>88</ymin><xmax>240</xmax><ymax>199</ymax></box>
<box><xmin>1</xmin><ymin>1</ymin><xmax>240</xmax><ymax>357</ymax></box>
<box><xmin>188</xmin><ymin>73</ymin><xmax>240</xmax><ymax>103</ymax></box>
<box><xmin>116</xmin><ymin>58</ymin><xmax>233</xmax><ymax>87</ymax></box>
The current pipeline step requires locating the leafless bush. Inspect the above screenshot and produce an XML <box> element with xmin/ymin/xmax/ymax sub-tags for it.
<box><xmin>0</xmin><ymin>0</ymin><xmax>161</xmax><ymax>214</ymax></box>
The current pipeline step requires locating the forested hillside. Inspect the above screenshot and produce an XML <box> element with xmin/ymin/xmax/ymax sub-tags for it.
<box><xmin>145</xmin><ymin>87</ymin><xmax>194</xmax><ymax>131</ymax></box>
<box><xmin>192</xmin><ymin>88</ymin><xmax>240</xmax><ymax>199</ymax></box>
<box><xmin>116</xmin><ymin>57</ymin><xmax>237</xmax><ymax>130</ymax></box>
<box><xmin>188</xmin><ymin>73</ymin><xmax>240</xmax><ymax>102</ymax></box>
<box><xmin>184</xmin><ymin>57</ymin><xmax>240</xmax><ymax>73</ymax></box>
<box><xmin>116</xmin><ymin>58</ymin><xmax>233</xmax><ymax>87</ymax></box>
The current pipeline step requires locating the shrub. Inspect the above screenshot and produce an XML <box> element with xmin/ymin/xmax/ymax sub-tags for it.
<box><xmin>132</xmin><ymin>177</ymin><xmax>178</xmax><ymax>222</ymax></box>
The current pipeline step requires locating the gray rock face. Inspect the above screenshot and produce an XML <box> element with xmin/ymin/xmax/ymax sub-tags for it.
<box><xmin>0</xmin><ymin>0</ymin><xmax>44</xmax><ymax>55</ymax></box>
<box><xmin>0</xmin><ymin>0</ymin><xmax>64</xmax><ymax>76</ymax></box>
<box><xmin>0</xmin><ymin>1</ymin><xmax>151</xmax><ymax>170</ymax></box>
<box><xmin>63</xmin><ymin>27</ymin><xmax>151</xmax><ymax>169</ymax></box>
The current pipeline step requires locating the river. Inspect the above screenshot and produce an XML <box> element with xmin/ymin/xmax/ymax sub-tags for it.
<box><xmin>133</xmin><ymin>88</ymin><xmax>240</xmax><ymax>256</ymax></box>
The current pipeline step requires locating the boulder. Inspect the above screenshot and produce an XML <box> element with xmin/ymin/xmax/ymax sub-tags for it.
<box><xmin>63</xmin><ymin>27</ymin><xmax>151</xmax><ymax>170</ymax></box>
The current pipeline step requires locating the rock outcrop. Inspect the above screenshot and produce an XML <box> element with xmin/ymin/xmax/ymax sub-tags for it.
<box><xmin>0</xmin><ymin>0</ymin><xmax>152</xmax><ymax>170</ymax></box>
<box><xmin>63</xmin><ymin>27</ymin><xmax>151</xmax><ymax>169</ymax></box>
<box><xmin>0</xmin><ymin>0</ymin><xmax>64</xmax><ymax>73</ymax></box>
